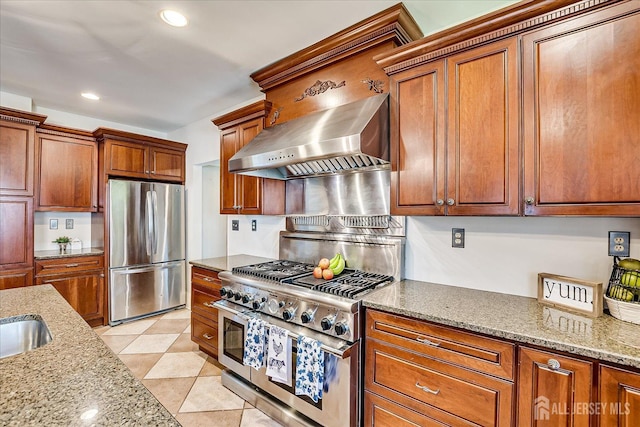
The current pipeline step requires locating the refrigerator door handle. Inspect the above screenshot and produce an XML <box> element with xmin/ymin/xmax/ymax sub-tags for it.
<box><xmin>152</xmin><ymin>190</ymin><xmax>158</xmax><ymax>254</ymax></box>
<box><xmin>117</xmin><ymin>265</ymin><xmax>158</xmax><ymax>274</ymax></box>
<box><xmin>145</xmin><ymin>191</ymin><xmax>153</xmax><ymax>256</ymax></box>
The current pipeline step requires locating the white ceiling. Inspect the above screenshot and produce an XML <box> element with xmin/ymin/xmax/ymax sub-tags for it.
<box><xmin>0</xmin><ymin>0</ymin><xmax>516</xmax><ymax>133</ymax></box>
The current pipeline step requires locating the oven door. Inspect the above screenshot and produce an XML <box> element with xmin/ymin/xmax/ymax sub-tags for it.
<box><xmin>215</xmin><ymin>299</ymin><xmax>360</xmax><ymax>427</ymax></box>
<box><xmin>215</xmin><ymin>300</ymin><xmax>251</xmax><ymax>380</ymax></box>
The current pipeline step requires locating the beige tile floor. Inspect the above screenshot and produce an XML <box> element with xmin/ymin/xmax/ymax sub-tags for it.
<box><xmin>94</xmin><ymin>308</ymin><xmax>283</xmax><ymax>427</ymax></box>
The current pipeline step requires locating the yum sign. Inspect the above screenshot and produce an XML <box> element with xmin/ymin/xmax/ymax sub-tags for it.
<box><xmin>538</xmin><ymin>273</ymin><xmax>603</xmax><ymax>318</ymax></box>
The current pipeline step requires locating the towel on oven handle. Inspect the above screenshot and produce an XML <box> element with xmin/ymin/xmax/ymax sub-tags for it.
<box><xmin>295</xmin><ymin>335</ymin><xmax>325</xmax><ymax>403</ymax></box>
<box><xmin>266</xmin><ymin>324</ymin><xmax>292</xmax><ymax>386</ymax></box>
<box><xmin>243</xmin><ymin>317</ymin><xmax>267</xmax><ymax>370</ymax></box>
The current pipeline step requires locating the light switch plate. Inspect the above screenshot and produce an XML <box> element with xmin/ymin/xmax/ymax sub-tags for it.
<box><xmin>251</xmin><ymin>220</ymin><xmax>257</xmax><ymax>231</ymax></box>
<box><xmin>232</xmin><ymin>220</ymin><xmax>239</xmax><ymax>231</ymax></box>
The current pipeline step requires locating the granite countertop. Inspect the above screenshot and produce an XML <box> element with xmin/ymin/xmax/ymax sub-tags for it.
<box><xmin>363</xmin><ymin>279</ymin><xmax>640</xmax><ymax>369</ymax></box>
<box><xmin>0</xmin><ymin>285</ymin><xmax>178</xmax><ymax>426</ymax></box>
<box><xmin>190</xmin><ymin>254</ymin><xmax>275</xmax><ymax>272</ymax></box>
<box><xmin>34</xmin><ymin>247</ymin><xmax>104</xmax><ymax>260</ymax></box>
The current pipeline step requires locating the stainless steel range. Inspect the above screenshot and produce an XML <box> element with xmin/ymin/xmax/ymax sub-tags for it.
<box><xmin>214</xmin><ymin>210</ymin><xmax>404</xmax><ymax>427</ymax></box>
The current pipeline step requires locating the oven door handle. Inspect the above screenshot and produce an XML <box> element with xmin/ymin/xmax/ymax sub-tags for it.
<box><xmin>213</xmin><ymin>300</ymin><xmax>354</xmax><ymax>359</ymax></box>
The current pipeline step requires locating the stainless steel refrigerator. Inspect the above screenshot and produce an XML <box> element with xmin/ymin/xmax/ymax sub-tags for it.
<box><xmin>108</xmin><ymin>179</ymin><xmax>186</xmax><ymax>325</ymax></box>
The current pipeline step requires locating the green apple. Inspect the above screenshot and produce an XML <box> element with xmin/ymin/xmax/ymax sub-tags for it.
<box><xmin>620</xmin><ymin>271</ymin><xmax>640</xmax><ymax>288</ymax></box>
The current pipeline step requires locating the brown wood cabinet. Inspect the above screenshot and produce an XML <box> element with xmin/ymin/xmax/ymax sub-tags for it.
<box><xmin>599</xmin><ymin>365</ymin><xmax>640</xmax><ymax>426</ymax></box>
<box><xmin>365</xmin><ymin>309</ymin><xmax>515</xmax><ymax>426</ymax></box>
<box><xmin>0</xmin><ymin>269</ymin><xmax>33</xmax><ymax>290</ymax></box>
<box><xmin>36</xmin><ymin>125</ymin><xmax>98</xmax><ymax>211</ymax></box>
<box><xmin>0</xmin><ymin>197</ymin><xmax>33</xmax><ymax>272</ymax></box>
<box><xmin>213</xmin><ymin>101</ymin><xmax>285</xmax><ymax>215</ymax></box>
<box><xmin>35</xmin><ymin>254</ymin><xmax>105</xmax><ymax>326</ymax></box>
<box><xmin>94</xmin><ymin>128</ymin><xmax>186</xmax><ymax>183</ymax></box>
<box><xmin>517</xmin><ymin>346</ymin><xmax>593</xmax><ymax>426</ymax></box>
<box><xmin>190</xmin><ymin>266</ymin><xmax>222</xmax><ymax>358</ymax></box>
<box><xmin>389</xmin><ymin>37</ymin><xmax>519</xmax><ymax>215</ymax></box>
<box><xmin>522</xmin><ymin>2</ymin><xmax>640</xmax><ymax>216</ymax></box>
<box><xmin>1</xmin><ymin>118</ymin><xmax>36</xmax><ymax>197</ymax></box>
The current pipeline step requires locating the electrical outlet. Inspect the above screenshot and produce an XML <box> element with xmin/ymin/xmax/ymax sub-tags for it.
<box><xmin>452</xmin><ymin>228</ymin><xmax>465</xmax><ymax>248</ymax></box>
<box><xmin>65</xmin><ymin>219</ymin><xmax>74</xmax><ymax>229</ymax></box>
<box><xmin>232</xmin><ymin>220</ymin><xmax>239</xmax><ymax>231</ymax></box>
<box><xmin>251</xmin><ymin>220</ymin><xmax>257</xmax><ymax>231</ymax></box>
<box><xmin>608</xmin><ymin>231</ymin><xmax>630</xmax><ymax>257</ymax></box>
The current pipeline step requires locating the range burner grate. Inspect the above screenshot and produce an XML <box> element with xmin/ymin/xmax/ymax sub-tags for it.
<box><xmin>232</xmin><ymin>260</ymin><xmax>315</xmax><ymax>282</ymax></box>
<box><xmin>313</xmin><ymin>272</ymin><xmax>394</xmax><ymax>299</ymax></box>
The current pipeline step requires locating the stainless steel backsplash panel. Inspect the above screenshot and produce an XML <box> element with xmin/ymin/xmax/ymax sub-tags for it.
<box><xmin>285</xmin><ymin>169</ymin><xmax>390</xmax><ymax>216</ymax></box>
<box><xmin>279</xmin><ymin>231</ymin><xmax>404</xmax><ymax>280</ymax></box>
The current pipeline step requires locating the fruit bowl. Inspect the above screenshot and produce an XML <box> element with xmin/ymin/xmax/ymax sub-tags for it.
<box><xmin>605</xmin><ymin>259</ymin><xmax>640</xmax><ymax>324</ymax></box>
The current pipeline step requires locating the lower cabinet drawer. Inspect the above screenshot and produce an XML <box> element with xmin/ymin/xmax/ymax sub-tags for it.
<box><xmin>192</xmin><ymin>312</ymin><xmax>218</xmax><ymax>358</ymax></box>
<box><xmin>191</xmin><ymin>287</ymin><xmax>219</xmax><ymax>319</ymax></box>
<box><xmin>364</xmin><ymin>391</ymin><xmax>451</xmax><ymax>427</ymax></box>
<box><xmin>365</xmin><ymin>338</ymin><xmax>513</xmax><ymax>426</ymax></box>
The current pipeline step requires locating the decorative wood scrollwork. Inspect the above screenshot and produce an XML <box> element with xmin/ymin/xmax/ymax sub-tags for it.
<box><xmin>294</xmin><ymin>80</ymin><xmax>346</xmax><ymax>102</ymax></box>
<box><xmin>270</xmin><ymin>107</ymin><xmax>283</xmax><ymax>126</ymax></box>
<box><xmin>362</xmin><ymin>78</ymin><xmax>384</xmax><ymax>93</ymax></box>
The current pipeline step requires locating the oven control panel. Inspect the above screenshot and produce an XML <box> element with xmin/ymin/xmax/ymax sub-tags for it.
<box><xmin>219</xmin><ymin>283</ymin><xmax>357</xmax><ymax>341</ymax></box>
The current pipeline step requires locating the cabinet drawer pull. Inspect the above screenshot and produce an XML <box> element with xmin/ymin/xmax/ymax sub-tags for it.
<box><xmin>203</xmin><ymin>277</ymin><xmax>215</xmax><ymax>282</ymax></box>
<box><xmin>416</xmin><ymin>336</ymin><xmax>440</xmax><ymax>347</ymax></box>
<box><xmin>202</xmin><ymin>333</ymin><xmax>214</xmax><ymax>340</ymax></box>
<box><xmin>547</xmin><ymin>359</ymin><xmax>561</xmax><ymax>371</ymax></box>
<box><xmin>415</xmin><ymin>382</ymin><xmax>440</xmax><ymax>395</ymax></box>
<box><xmin>65</xmin><ymin>263</ymin><xmax>80</xmax><ymax>268</ymax></box>
<box><xmin>203</xmin><ymin>302</ymin><xmax>216</xmax><ymax>308</ymax></box>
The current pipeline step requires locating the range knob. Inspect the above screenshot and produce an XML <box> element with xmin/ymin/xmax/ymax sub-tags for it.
<box><xmin>220</xmin><ymin>287</ymin><xmax>229</xmax><ymax>297</ymax></box>
<box><xmin>226</xmin><ymin>290</ymin><xmax>235</xmax><ymax>299</ymax></box>
<box><xmin>282</xmin><ymin>308</ymin><xmax>296</xmax><ymax>321</ymax></box>
<box><xmin>234</xmin><ymin>292</ymin><xmax>243</xmax><ymax>301</ymax></box>
<box><xmin>242</xmin><ymin>294</ymin><xmax>253</xmax><ymax>304</ymax></box>
<box><xmin>301</xmin><ymin>310</ymin><xmax>314</xmax><ymax>324</ymax></box>
<box><xmin>252</xmin><ymin>297</ymin><xmax>266</xmax><ymax>310</ymax></box>
<box><xmin>334</xmin><ymin>321</ymin><xmax>349</xmax><ymax>336</ymax></box>
<box><xmin>320</xmin><ymin>316</ymin><xmax>334</xmax><ymax>331</ymax></box>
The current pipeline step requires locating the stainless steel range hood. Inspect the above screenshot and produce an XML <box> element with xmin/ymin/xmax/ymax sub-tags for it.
<box><xmin>228</xmin><ymin>93</ymin><xmax>389</xmax><ymax>180</ymax></box>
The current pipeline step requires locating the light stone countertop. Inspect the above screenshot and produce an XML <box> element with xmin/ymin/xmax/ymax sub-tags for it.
<box><xmin>34</xmin><ymin>247</ymin><xmax>104</xmax><ymax>260</ymax></box>
<box><xmin>189</xmin><ymin>254</ymin><xmax>275</xmax><ymax>272</ymax></box>
<box><xmin>0</xmin><ymin>285</ymin><xmax>179</xmax><ymax>426</ymax></box>
<box><xmin>363</xmin><ymin>279</ymin><xmax>640</xmax><ymax>369</ymax></box>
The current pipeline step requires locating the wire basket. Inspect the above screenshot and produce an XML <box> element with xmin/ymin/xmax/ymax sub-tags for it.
<box><xmin>604</xmin><ymin>260</ymin><xmax>640</xmax><ymax>325</ymax></box>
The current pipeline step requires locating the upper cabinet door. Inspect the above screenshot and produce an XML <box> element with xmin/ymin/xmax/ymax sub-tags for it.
<box><xmin>36</xmin><ymin>133</ymin><xmax>98</xmax><ymax>211</ymax></box>
<box><xmin>390</xmin><ymin>60</ymin><xmax>446</xmax><ymax>216</ymax></box>
<box><xmin>219</xmin><ymin>128</ymin><xmax>240</xmax><ymax>214</ymax></box>
<box><xmin>238</xmin><ymin>119</ymin><xmax>264</xmax><ymax>215</ymax></box>
<box><xmin>149</xmin><ymin>145</ymin><xmax>184</xmax><ymax>182</ymax></box>
<box><xmin>104</xmin><ymin>139</ymin><xmax>149</xmax><ymax>179</ymax></box>
<box><xmin>522</xmin><ymin>3</ymin><xmax>640</xmax><ymax>216</ymax></box>
<box><xmin>0</xmin><ymin>120</ymin><xmax>36</xmax><ymax>197</ymax></box>
<box><xmin>446</xmin><ymin>36</ymin><xmax>520</xmax><ymax>215</ymax></box>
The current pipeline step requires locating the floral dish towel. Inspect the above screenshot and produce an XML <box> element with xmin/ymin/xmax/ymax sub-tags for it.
<box><xmin>295</xmin><ymin>335</ymin><xmax>324</xmax><ymax>403</ymax></box>
<box><xmin>243</xmin><ymin>317</ymin><xmax>267</xmax><ymax>370</ymax></box>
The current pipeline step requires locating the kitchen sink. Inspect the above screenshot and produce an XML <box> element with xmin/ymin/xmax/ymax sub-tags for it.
<box><xmin>0</xmin><ymin>314</ymin><xmax>53</xmax><ymax>359</ymax></box>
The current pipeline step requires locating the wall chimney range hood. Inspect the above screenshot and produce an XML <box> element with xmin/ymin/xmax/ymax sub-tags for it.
<box><xmin>228</xmin><ymin>93</ymin><xmax>389</xmax><ymax>180</ymax></box>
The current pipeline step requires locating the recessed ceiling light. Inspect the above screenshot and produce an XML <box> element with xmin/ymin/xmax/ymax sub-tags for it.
<box><xmin>81</xmin><ymin>92</ymin><xmax>100</xmax><ymax>100</ymax></box>
<box><xmin>160</xmin><ymin>9</ymin><xmax>188</xmax><ymax>27</ymax></box>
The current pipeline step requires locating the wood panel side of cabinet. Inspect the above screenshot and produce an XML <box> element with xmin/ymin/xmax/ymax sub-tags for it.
<box><xmin>522</xmin><ymin>3</ymin><xmax>640</xmax><ymax>215</ymax></box>
<box><xmin>0</xmin><ymin>197</ymin><xmax>33</xmax><ymax>270</ymax></box>
<box><xmin>0</xmin><ymin>268</ymin><xmax>33</xmax><ymax>290</ymax></box>
<box><xmin>0</xmin><ymin>120</ymin><xmax>35</xmax><ymax>197</ymax></box>
<box><xmin>446</xmin><ymin>36</ymin><xmax>520</xmax><ymax>215</ymax></box>
<box><xmin>36</xmin><ymin>133</ymin><xmax>97</xmax><ymax>211</ymax></box>
<box><xmin>599</xmin><ymin>365</ymin><xmax>640</xmax><ymax>427</ymax></box>
<box><xmin>517</xmin><ymin>346</ymin><xmax>593</xmax><ymax>426</ymax></box>
<box><xmin>389</xmin><ymin>60</ymin><xmax>446</xmax><ymax>215</ymax></box>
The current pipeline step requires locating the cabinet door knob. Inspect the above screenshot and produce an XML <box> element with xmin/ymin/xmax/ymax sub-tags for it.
<box><xmin>145</xmin><ymin>170</ymin><xmax>150</xmax><ymax>174</ymax></box>
<box><xmin>436</xmin><ymin>199</ymin><xmax>444</xmax><ymax>206</ymax></box>
<box><xmin>525</xmin><ymin>197</ymin><xmax>535</xmax><ymax>205</ymax></box>
<box><xmin>415</xmin><ymin>382</ymin><xmax>440</xmax><ymax>395</ymax></box>
<box><xmin>151</xmin><ymin>171</ymin><xmax>156</xmax><ymax>174</ymax></box>
<box><xmin>447</xmin><ymin>198</ymin><xmax>455</xmax><ymax>206</ymax></box>
<box><xmin>547</xmin><ymin>359</ymin><xmax>561</xmax><ymax>371</ymax></box>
